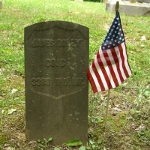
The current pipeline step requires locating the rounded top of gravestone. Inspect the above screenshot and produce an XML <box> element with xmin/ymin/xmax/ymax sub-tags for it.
<box><xmin>25</xmin><ymin>20</ymin><xmax>89</xmax><ymax>99</ymax></box>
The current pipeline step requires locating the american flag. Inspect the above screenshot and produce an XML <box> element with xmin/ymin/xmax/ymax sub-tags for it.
<box><xmin>87</xmin><ymin>12</ymin><xmax>132</xmax><ymax>93</ymax></box>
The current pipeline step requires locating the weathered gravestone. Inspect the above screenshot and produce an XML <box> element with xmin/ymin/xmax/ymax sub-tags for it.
<box><xmin>24</xmin><ymin>21</ymin><xmax>89</xmax><ymax>145</ymax></box>
<box><xmin>106</xmin><ymin>0</ymin><xmax>150</xmax><ymax>16</ymax></box>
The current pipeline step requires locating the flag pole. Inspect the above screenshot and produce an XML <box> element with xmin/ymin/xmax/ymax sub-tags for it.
<box><xmin>104</xmin><ymin>90</ymin><xmax>110</xmax><ymax>131</ymax></box>
<box><xmin>115</xmin><ymin>1</ymin><xmax>119</xmax><ymax>12</ymax></box>
<box><xmin>104</xmin><ymin>1</ymin><xmax>119</xmax><ymax>132</ymax></box>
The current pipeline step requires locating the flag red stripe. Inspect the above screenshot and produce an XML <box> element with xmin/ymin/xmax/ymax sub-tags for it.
<box><xmin>97</xmin><ymin>51</ymin><xmax>113</xmax><ymax>90</ymax></box>
<box><xmin>93</xmin><ymin>56</ymin><xmax>105</xmax><ymax>91</ymax></box>
<box><xmin>87</xmin><ymin>68</ymin><xmax>98</xmax><ymax>93</ymax></box>
<box><xmin>111</xmin><ymin>48</ymin><xmax>124</xmax><ymax>82</ymax></box>
<box><xmin>124</xmin><ymin>43</ymin><xmax>132</xmax><ymax>76</ymax></box>
<box><xmin>103</xmin><ymin>50</ymin><xmax>119</xmax><ymax>88</ymax></box>
<box><xmin>92</xmin><ymin>66</ymin><xmax>104</xmax><ymax>91</ymax></box>
<box><xmin>118</xmin><ymin>44</ymin><xmax>130</xmax><ymax>78</ymax></box>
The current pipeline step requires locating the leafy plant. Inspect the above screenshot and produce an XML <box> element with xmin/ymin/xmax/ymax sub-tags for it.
<box><xmin>36</xmin><ymin>137</ymin><xmax>53</xmax><ymax>149</ymax></box>
<box><xmin>64</xmin><ymin>139</ymin><xmax>82</xmax><ymax>147</ymax></box>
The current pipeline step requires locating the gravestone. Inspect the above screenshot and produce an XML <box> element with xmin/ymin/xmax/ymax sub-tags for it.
<box><xmin>24</xmin><ymin>21</ymin><xmax>89</xmax><ymax>145</ymax></box>
<box><xmin>106</xmin><ymin>0</ymin><xmax>150</xmax><ymax>16</ymax></box>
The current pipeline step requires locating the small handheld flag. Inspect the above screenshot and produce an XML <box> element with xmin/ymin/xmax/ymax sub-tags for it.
<box><xmin>87</xmin><ymin>11</ymin><xmax>132</xmax><ymax>93</ymax></box>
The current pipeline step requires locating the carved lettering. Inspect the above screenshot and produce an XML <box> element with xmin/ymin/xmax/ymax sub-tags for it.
<box><xmin>31</xmin><ymin>38</ymin><xmax>54</xmax><ymax>47</ymax></box>
<box><xmin>30</xmin><ymin>38</ymin><xmax>83</xmax><ymax>47</ymax></box>
<box><xmin>31</xmin><ymin>78</ymin><xmax>51</xmax><ymax>86</ymax></box>
<box><xmin>57</xmin><ymin>39</ymin><xmax>67</xmax><ymax>47</ymax></box>
<box><xmin>56</xmin><ymin>78</ymin><xmax>68</xmax><ymax>86</ymax></box>
<box><xmin>57</xmin><ymin>39</ymin><xmax>82</xmax><ymax>47</ymax></box>
<box><xmin>31</xmin><ymin>77</ymin><xmax>84</xmax><ymax>86</ymax></box>
<box><xmin>46</xmin><ymin>58</ymin><xmax>65</xmax><ymax>67</ymax></box>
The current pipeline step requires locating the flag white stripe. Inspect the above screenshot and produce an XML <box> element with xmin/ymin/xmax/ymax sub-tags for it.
<box><xmin>95</xmin><ymin>51</ymin><xmax>108</xmax><ymax>90</ymax></box>
<box><xmin>100</xmin><ymin>50</ymin><xmax>116</xmax><ymax>88</ymax></box>
<box><xmin>89</xmin><ymin>65</ymin><xmax>101</xmax><ymax>92</ymax></box>
<box><xmin>107</xmin><ymin>49</ymin><xmax>122</xmax><ymax>85</ymax></box>
<box><xmin>121</xmin><ymin>43</ymin><xmax>132</xmax><ymax>76</ymax></box>
<box><xmin>115</xmin><ymin>46</ymin><xmax>126</xmax><ymax>80</ymax></box>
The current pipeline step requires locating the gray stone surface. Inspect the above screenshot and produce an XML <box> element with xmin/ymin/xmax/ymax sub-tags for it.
<box><xmin>142</xmin><ymin>0</ymin><xmax>149</xmax><ymax>3</ymax></box>
<box><xmin>106</xmin><ymin>0</ymin><xmax>150</xmax><ymax>16</ymax></box>
<box><xmin>24</xmin><ymin>21</ymin><xmax>89</xmax><ymax>145</ymax></box>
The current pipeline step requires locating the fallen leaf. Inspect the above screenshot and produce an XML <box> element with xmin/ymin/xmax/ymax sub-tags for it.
<box><xmin>112</xmin><ymin>107</ymin><xmax>122</xmax><ymax>112</ymax></box>
<box><xmin>2</xmin><ymin>110</ymin><xmax>5</xmax><ymax>114</ymax></box>
<box><xmin>15</xmin><ymin>133</ymin><xmax>26</xmax><ymax>142</ymax></box>
<box><xmin>0</xmin><ymin>96</ymin><xmax>4</xmax><ymax>100</ymax></box>
<box><xmin>11</xmin><ymin>89</ymin><xmax>18</xmax><ymax>94</ymax></box>
<box><xmin>54</xmin><ymin>148</ymin><xmax>60</xmax><ymax>150</ymax></box>
<box><xmin>141</xmin><ymin>35</ymin><xmax>146</xmax><ymax>41</ymax></box>
<box><xmin>5</xmin><ymin>147</ymin><xmax>15</xmax><ymax>150</ymax></box>
<box><xmin>135</xmin><ymin>124</ymin><xmax>145</xmax><ymax>132</ymax></box>
<box><xmin>0</xmin><ymin>68</ymin><xmax>5</xmax><ymax>74</ymax></box>
<box><xmin>8</xmin><ymin>109</ymin><xmax>16</xmax><ymax>115</ymax></box>
<box><xmin>101</xmin><ymin>91</ymin><xmax>108</xmax><ymax>100</ymax></box>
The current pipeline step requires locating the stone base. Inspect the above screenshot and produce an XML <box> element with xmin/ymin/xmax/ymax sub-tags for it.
<box><xmin>106</xmin><ymin>0</ymin><xmax>150</xmax><ymax>16</ymax></box>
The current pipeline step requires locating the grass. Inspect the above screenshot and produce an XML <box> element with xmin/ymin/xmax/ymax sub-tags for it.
<box><xmin>0</xmin><ymin>0</ymin><xmax>150</xmax><ymax>149</ymax></box>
